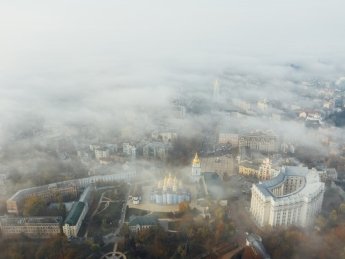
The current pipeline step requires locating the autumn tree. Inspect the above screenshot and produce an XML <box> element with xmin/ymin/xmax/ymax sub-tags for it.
<box><xmin>179</xmin><ymin>201</ymin><xmax>190</xmax><ymax>213</ymax></box>
<box><xmin>23</xmin><ymin>196</ymin><xmax>46</xmax><ymax>216</ymax></box>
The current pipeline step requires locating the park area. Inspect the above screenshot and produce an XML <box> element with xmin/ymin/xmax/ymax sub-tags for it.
<box><xmin>86</xmin><ymin>183</ymin><xmax>128</xmax><ymax>238</ymax></box>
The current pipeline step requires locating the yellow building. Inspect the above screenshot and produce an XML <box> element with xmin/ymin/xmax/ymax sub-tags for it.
<box><xmin>239</xmin><ymin>161</ymin><xmax>260</xmax><ymax>176</ymax></box>
<box><xmin>239</xmin><ymin>158</ymin><xmax>275</xmax><ymax>180</ymax></box>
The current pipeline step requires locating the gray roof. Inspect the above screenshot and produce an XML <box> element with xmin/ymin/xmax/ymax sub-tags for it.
<box><xmin>254</xmin><ymin>166</ymin><xmax>323</xmax><ymax>200</ymax></box>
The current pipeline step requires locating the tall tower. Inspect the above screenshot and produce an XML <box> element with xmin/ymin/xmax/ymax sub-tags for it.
<box><xmin>192</xmin><ymin>153</ymin><xmax>201</xmax><ymax>180</ymax></box>
<box><xmin>213</xmin><ymin>79</ymin><xmax>220</xmax><ymax>101</ymax></box>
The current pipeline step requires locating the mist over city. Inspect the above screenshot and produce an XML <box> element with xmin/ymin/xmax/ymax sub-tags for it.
<box><xmin>1</xmin><ymin>1</ymin><xmax>345</xmax><ymax>259</ymax></box>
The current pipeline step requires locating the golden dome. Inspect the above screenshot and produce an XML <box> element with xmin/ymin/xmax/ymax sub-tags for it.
<box><xmin>193</xmin><ymin>153</ymin><xmax>200</xmax><ymax>164</ymax></box>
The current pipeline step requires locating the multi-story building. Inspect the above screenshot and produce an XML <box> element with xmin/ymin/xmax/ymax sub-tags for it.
<box><xmin>122</xmin><ymin>143</ymin><xmax>136</xmax><ymax>158</ymax></box>
<box><xmin>319</xmin><ymin>168</ymin><xmax>338</xmax><ymax>182</ymax></box>
<box><xmin>239</xmin><ymin>159</ymin><xmax>278</xmax><ymax>180</ymax></box>
<box><xmin>257</xmin><ymin>99</ymin><xmax>269</xmax><ymax>112</ymax></box>
<box><xmin>239</xmin><ymin>161</ymin><xmax>260</xmax><ymax>176</ymax></box>
<box><xmin>143</xmin><ymin>142</ymin><xmax>171</xmax><ymax>160</ymax></box>
<box><xmin>151</xmin><ymin>131</ymin><xmax>177</xmax><ymax>144</ymax></box>
<box><xmin>7</xmin><ymin>171</ymin><xmax>135</xmax><ymax>215</ymax></box>
<box><xmin>258</xmin><ymin>158</ymin><xmax>274</xmax><ymax>180</ymax></box>
<box><xmin>62</xmin><ymin>185</ymin><xmax>94</xmax><ymax>238</ymax></box>
<box><xmin>239</xmin><ymin>132</ymin><xmax>278</xmax><ymax>153</ymax></box>
<box><xmin>174</xmin><ymin>105</ymin><xmax>186</xmax><ymax>118</ymax></box>
<box><xmin>7</xmin><ymin>183</ymin><xmax>78</xmax><ymax>215</ymax></box>
<box><xmin>233</xmin><ymin>99</ymin><xmax>251</xmax><ymax>112</ymax></box>
<box><xmin>128</xmin><ymin>215</ymin><xmax>158</xmax><ymax>232</ymax></box>
<box><xmin>0</xmin><ymin>173</ymin><xmax>7</xmax><ymax>186</ymax></box>
<box><xmin>0</xmin><ymin>216</ymin><xmax>62</xmax><ymax>239</ymax></box>
<box><xmin>95</xmin><ymin>148</ymin><xmax>110</xmax><ymax>160</ymax></box>
<box><xmin>62</xmin><ymin>201</ymin><xmax>87</xmax><ymax>238</ymax></box>
<box><xmin>250</xmin><ymin>166</ymin><xmax>325</xmax><ymax>228</ymax></box>
<box><xmin>218</xmin><ymin>133</ymin><xmax>239</xmax><ymax>146</ymax></box>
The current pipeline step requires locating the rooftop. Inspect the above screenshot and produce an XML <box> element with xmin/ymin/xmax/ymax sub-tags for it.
<box><xmin>0</xmin><ymin>216</ymin><xmax>62</xmax><ymax>226</ymax></box>
<box><xmin>255</xmin><ymin>166</ymin><xmax>324</xmax><ymax>201</ymax></box>
<box><xmin>240</xmin><ymin>161</ymin><xmax>260</xmax><ymax>170</ymax></box>
<box><xmin>64</xmin><ymin>202</ymin><xmax>85</xmax><ymax>226</ymax></box>
<box><xmin>128</xmin><ymin>215</ymin><xmax>158</xmax><ymax>227</ymax></box>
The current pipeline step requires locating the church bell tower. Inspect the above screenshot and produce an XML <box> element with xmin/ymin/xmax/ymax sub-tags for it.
<box><xmin>192</xmin><ymin>153</ymin><xmax>201</xmax><ymax>180</ymax></box>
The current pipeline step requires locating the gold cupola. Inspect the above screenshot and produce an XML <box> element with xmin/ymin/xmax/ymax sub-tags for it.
<box><xmin>192</xmin><ymin>153</ymin><xmax>200</xmax><ymax>165</ymax></box>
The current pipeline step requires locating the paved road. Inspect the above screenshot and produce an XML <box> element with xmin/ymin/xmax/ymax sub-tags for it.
<box><xmin>112</xmin><ymin>187</ymin><xmax>130</xmax><ymax>253</ymax></box>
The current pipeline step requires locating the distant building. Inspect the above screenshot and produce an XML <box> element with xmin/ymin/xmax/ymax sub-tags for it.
<box><xmin>239</xmin><ymin>159</ymin><xmax>277</xmax><ymax>180</ymax></box>
<box><xmin>122</xmin><ymin>143</ymin><xmax>136</xmax><ymax>158</ymax></box>
<box><xmin>239</xmin><ymin>131</ymin><xmax>278</xmax><ymax>153</ymax></box>
<box><xmin>213</xmin><ymin>79</ymin><xmax>220</xmax><ymax>101</ymax></box>
<box><xmin>151</xmin><ymin>131</ymin><xmax>177</xmax><ymax>144</ymax></box>
<box><xmin>250</xmin><ymin>166</ymin><xmax>325</xmax><ymax>228</ymax></box>
<box><xmin>89</xmin><ymin>144</ymin><xmax>101</xmax><ymax>152</ymax></box>
<box><xmin>0</xmin><ymin>216</ymin><xmax>62</xmax><ymax>239</ymax></box>
<box><xmin>174</xmin><ymin>105</ymin><xmax>186</xmax><ymax>118</ymax></box>
<box><xmin>7</xmin><ymin>172</ymin><xmax>134</xmax><ymax>215</ymax></box>
<box><xmin>143</xmin><ymin>142</ymin><xmax>171</xmax><ymax>160</ymax></box>
<box><xmin>258</xmin><ymin>158</ymin><xmax>274</xmax><ymax>180</ymax></box>
<box><xmin>128</xmin><ymin>215</ymin><xmax>158</xmax><ymax>232</ymax></box>
<box><xmin>239</xmin><ymin>161</ymin><xmax>260</xmax><ymax>177</ymax></box>
<box><xmin>305</xmin><ymin>113</ymin><xmax>322</xmax><ymax>128</ymax></box>
<box><xmin>95</xmin><ymin>148</ymin><xmax>110</xmax><ymax>160</ymax></box>
<box><xmin>257</xmin><ymin>99</ymin><xmax>268</xmax><ymax>112</ymax></box>
<box><xmin>0</xmin><ymin>173</ymin><xmax>7</xmax><ymax>186</ymax></box>
<box><xmin>218</xmin><ymin>133</ymin><xmax>239</xmax><ymax>146</ymax></box>
<box><xmin>233</xmin><ymin>98</ymin><xmax>251</xmax><ymax>111</ymax></box>
<box><xmin>319</xmin><ymin>168</ymin><xmax>338</xmax><ymax>182</ymax></box>
<box><xmin>7</xmin><ymin>183</ymin><xmax>78</xmax><ymax>215</ymax></box>
<box><xmin>131</xmin><ymin>185</ymin><xmax>142</xmax><ymax>205</ymax></box>
<box><xmin>281</xmin><ymin>143</ymin><xmax>295</xmax><ymax>154</ymax></box>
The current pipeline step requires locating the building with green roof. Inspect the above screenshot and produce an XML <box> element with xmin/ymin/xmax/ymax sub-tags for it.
<box><xmin>63</xmin><ymin>201</ymin><xmax>88</xmax><ymax>237</ymax></box>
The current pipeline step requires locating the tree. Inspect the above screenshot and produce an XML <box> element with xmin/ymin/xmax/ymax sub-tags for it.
<box><xmin>23</xmin><ymin>196</ymin><xmax>46</xmax><ymax>216</ymax></box>
<box><xmin>329</xmin><ymin>210</ymin><xmax>338</xmax><ymax>226</ymax></box>
<box><xmin>315</xmin><ymin>215</ymin><xmax>327</xmax><ymax>230</ymax></box>
<box><xmin>179</xmin><ymin>201</ymin><xmax>190</xmax><ymax>213</ymax></box>
<box><xmin>339</xmin><ymin>203</ymin><xmax>345</xmax><ymax>215</ymax></box>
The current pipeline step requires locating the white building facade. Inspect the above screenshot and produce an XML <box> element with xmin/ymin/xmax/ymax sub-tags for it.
<box><xmin>250</xmin><ymin>166</ymin><xmax>325</xmax><ymax>228</ymax></box>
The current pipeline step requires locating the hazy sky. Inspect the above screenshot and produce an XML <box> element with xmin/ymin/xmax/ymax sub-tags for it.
<box><xmin>1</xmin><ymin>0</ymin><xmax>344</xmax><ymax>72</ymax></box>
<box><xmin>0</xmin><ymin>0</ymin><xmax>345</xmax><ymax>140</ymax></box>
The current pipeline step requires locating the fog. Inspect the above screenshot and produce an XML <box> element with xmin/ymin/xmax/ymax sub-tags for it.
<box><xmin>1</xmin><ymin>1</ymin><xmax>345</xmax><ymax>167</ymax></box>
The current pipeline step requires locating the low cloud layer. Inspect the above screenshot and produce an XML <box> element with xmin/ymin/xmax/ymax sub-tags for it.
<box><xmin>0</xmin><ymin>1</ymin><xmax>345</xmax><ymax>151</ymax></box>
